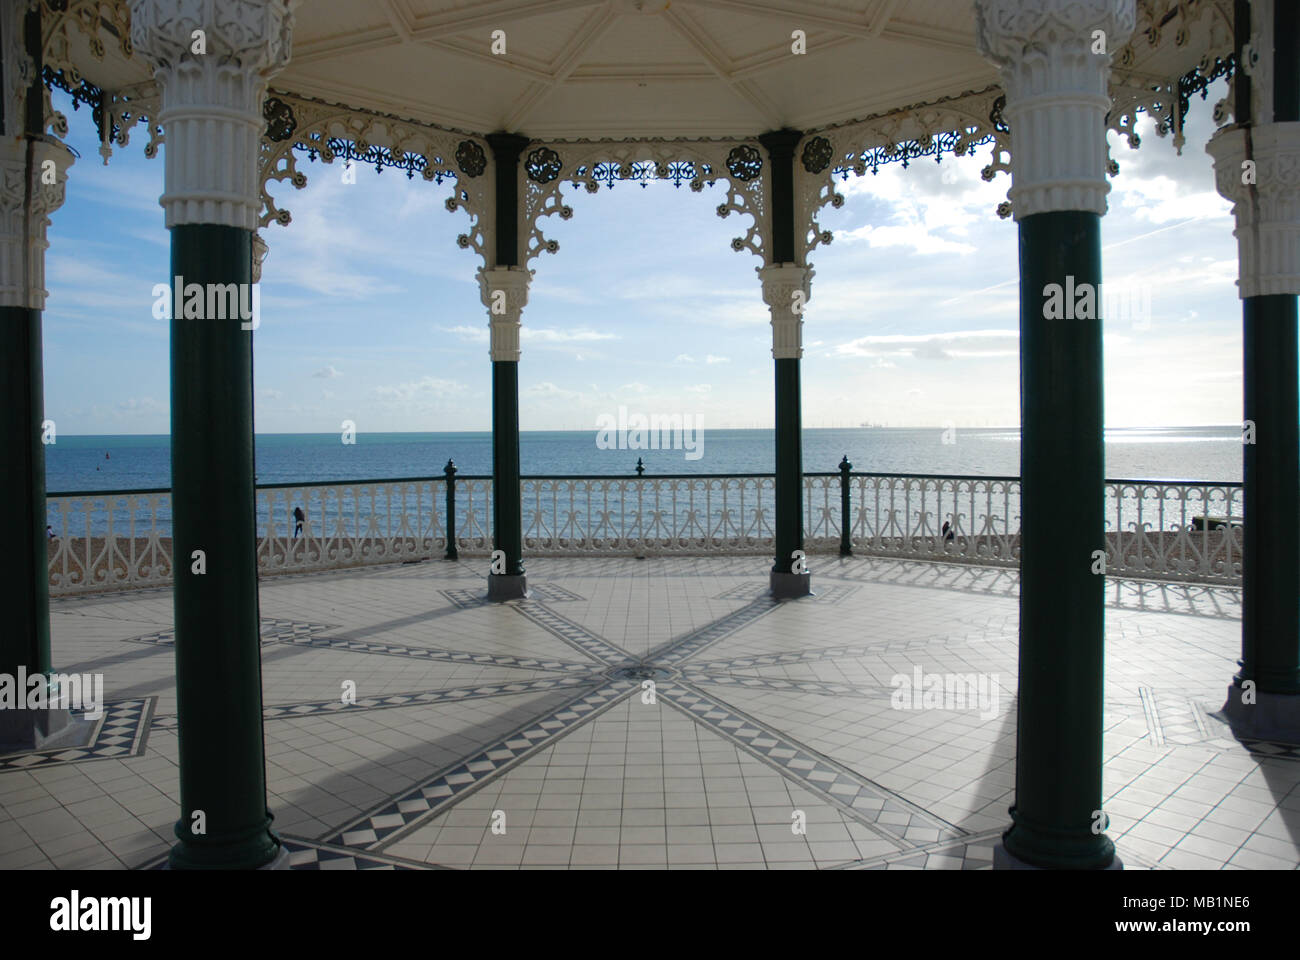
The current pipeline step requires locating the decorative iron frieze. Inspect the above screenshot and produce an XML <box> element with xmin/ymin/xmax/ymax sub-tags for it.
<box><xmin>293</xmin><ymin>138</ymin><xmax>454</xmax><ymax>182</ymax></box>
<box><xmin>989</xmin><ymin>95</ymin><xmax>1008</xmax><ymax>134</ymax></box>
<box><xmin>455</xmin><ymin>139</ymin><xmax>486</xmax><ymax>178</ymax></box>
<box><xmin>525</xmin><ymin>146</ymin><xmax>562</xmax><ymax>184</ymax></box>
<box><xmin>42</xmin><ymin>65</ymin><xmax>111</xmax><ymax>142</ymax></box>
<box><xmin>795</xmin><ymin>85</ymin><xmax>1012</xmax><ymax>252</ymax></box>
<box><xmin>1177</xmin><ymin>54</ymin><xmax>1234</xmax><ymax>130</ymax></box>
<box><xmin>800</xmin><ymin>136</ymin><xmax>832</xmax><ymax>175</ymax></box>
<box><xmin>726</xmin><ymin>144</ymin><xmax>762</xmax><ymax>181</ymax></box>
<box><xmin>519</xmin><ymin>139</ymin><xmax>768</xmax><ymax>267</ymax></box>
<box><xmin>263</xmin><ymin>95</ymin><xmax>296</xmax><ymax>142</ymax></box>
<box><xmin>256</xmin><ymin>91</ymin><xmax>491</xmax><ymax>265</ymax></box>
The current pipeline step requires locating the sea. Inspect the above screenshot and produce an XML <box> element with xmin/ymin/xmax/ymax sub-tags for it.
<box><xmin>47</xmin><ymin>425</ymin><xmax>1243</xmax><ymax>493</ymax></box>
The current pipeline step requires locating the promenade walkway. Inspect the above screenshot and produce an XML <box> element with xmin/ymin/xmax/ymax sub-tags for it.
<box><xmin>2</xmin><ymin>556</ymin><xmax>1296</xmax><ymax>870</ymax></box>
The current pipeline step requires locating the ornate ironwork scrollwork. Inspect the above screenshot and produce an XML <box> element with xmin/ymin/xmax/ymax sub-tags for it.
<box><xmin>294</xmin><ymin>138</ymin><xmax>454</xmax><ymax>183</ymax></box>
<box><xmin>849</xmin><ymin>127</ymin><xmax>996</xmax><ymax>177</ymax></box>
<box><xmin>42</xmin><ymin>65</ymin><xmax>110</xmax><ymax>141</ymax></box>
<box><xmin>455</xmin><ymin>139</ymin><xmax>486</xmax><ymax>178</ymax></box>
<box><xmin>262</xmin><ymin>96</ymin><xmax>296</xmax><ymax>142</ymax></box>
<box><xmin>726</xmin><ymin>144</ymin><xmax>762</xmax><ymax>181</ymax></box>
<box><xmin>574</xmin><ymin>159</ymin><xmax>708</xmax><ymax>188</ymax></box>
<box><xmin>526</xmin><ymin>146</ymin><xmax>562</xmax><ymax>183</ymax></box>
<box><xmin>1175</xmin><ymin>54</ymin><xmax>1233</xmax><ymax>130</ymax></box>
<box><xmin>989</xmin><ymin>95</ymin><xmax>1008</xmax><ymax>134</ymax></box>
<box><xmin>800</xmin><ymin>136</ymin><xmax>832</xmax><ymax>175</ymax></box>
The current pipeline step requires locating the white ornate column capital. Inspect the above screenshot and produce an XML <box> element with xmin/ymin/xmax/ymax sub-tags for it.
<box><xmin>1207</xmin><ymin>122</ymin><xmax>1300</xmax><ymax>298</ymax></box>
<box><xmin>974</xmin><ymin>0</ymin><xmax>1136</xmax><ymax>219</ymax></box>
<box><xmin>129</xmin><ymin>0</ymin><xmax>297</xmax><ymax>230</ymax></box>
<box><xmin>760</xmin><ymin>263</ymin><xmax>812</xmax><ymax>360</ymax></box>
<box><xmin>0</xmin><ymin>137</ymin><xmax>76</xmax><ymax>309</ymax></box>
<box><xmin>479</xmin><ymin>266</ymin><xmax>531</xmax><ymax>362</ymax></box>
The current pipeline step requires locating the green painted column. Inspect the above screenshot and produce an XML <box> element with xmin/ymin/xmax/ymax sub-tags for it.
<box><xmin>0</xmin><ymin>4</ymin><xmax>74</xmax><ymax>750</ymax></box>
<box><xmin>168</xmin><ymin>224</ymin><xmax>277</xmax><ymax>869</ymax></box>
<box><xmin>1010</xmin><ymin>210</ymin><xmax>1111</xmax><ymax>868</ymax></box>
<box><xmin>975</xmin><ymin>0</ymin><xmax>1134</xmax><ymax>869</ymax></box>
<box><xmin>1241</xmin><ymin>294</ymin><xmax>1300</xmax><ymax>696</ymax></box>
<box><xmin>1210</xmin><ymin>0</ymin><xmax>1300</xmax><ymax>736</ymax></box>
<box><xmin>484</xmin><ymin>133</ymin><xmax>530</xmax><ymax>600</ymax></box>
<box><xmin>129</xmin><ymin>0</ymin><xmax>296</xmax><ymax>868</ymax></box>
<box><xmin>759</xmin><ymin>129</ymin><xmax>811</xmax><ymax>599</ymax></box>
<box><xmin>0</xmin><ymin>5</ymin><xmax>50</xmax><ymax>686</ymax></box>
<box><xmin>0</xmin><ymin>303</ymin><xmax>50</xmax><ymax>683</ymax></box>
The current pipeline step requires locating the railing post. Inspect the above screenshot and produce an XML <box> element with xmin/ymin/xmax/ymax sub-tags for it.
<box><xmin>634</xmin><ymin>459</ymin><xmax>645</xmax><ymax>558</ymax></box>
<box><xmin>838</xmin><ymin>456</ymin><xmax>853</xmax><ymax>556</ymax></box>
<box><xmin>444</xmin><ymin>459</ymin><xmax>459</xmax><ymax>560</ymax></box>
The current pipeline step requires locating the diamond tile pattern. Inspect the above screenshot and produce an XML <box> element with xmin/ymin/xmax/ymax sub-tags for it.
<box><xmin>0</xmin><ymin>699</ymin><xmax>155</xmax><ymax>772</ymax></box>
<box><xmin>5</xmin><ymin>555</ymin><xmax>1297</xmax><ymax>871</ymax></box>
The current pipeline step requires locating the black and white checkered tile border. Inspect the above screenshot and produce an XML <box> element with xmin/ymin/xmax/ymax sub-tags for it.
<box><xmin>831</xmin><ymin>828</ymin><xmax>1004</xmax><ymax>870</ymax></box>
<box><xmin>139</xmin><ymin>835</ymin><xmax>440</xmax><ymax>870</ymax></box>
<box><xmin>684</xmin><ymin>633</ymin><xmax>988</xmax><ymax>673</ymax></box>
<box><xmin>682</xmin><ymin>672</ymin><xmax>877</xmax><ymax>698</ymax></box>
<box><xmin>0</xmin><ymin>698</ymin><xmax>156</xmax><ymax>772</ymax></box>
<box><xmin>124</xmin><ymin>618</ymin><xmax>336</xmax><ymax>647</ymax></box>
<box><xmin>513</xmin><ymin>603</ymin><xmax>629</xmax><ymax>664</ymax></box>
<box><xmin>273</xmin><ymin>632</ymin><xmax>596</xmax><ymax>674</ymax></box>
<box><xmin>713</xmin><ymin>582</ymin><xmax>861</xmax><ymax>605</ymax></box>
<box><xmin>651</xmin><ymin>597</ymin><xmax>781</xmax><ymax>665</ymax></box>
<box><xmin>262</xmin><ymin>676</ymin><xmax>597</xmax><ymax>720</ymax></box>
<box><xmin>328</xmin><ymin>682</ymin><xmax>634</xmax><ymax>850</ymax></box>
<box><xmin>443</xmin><ymin>584</ymin><xmax>587</xmax><ymax>609</ymax></box>
<box><xmin>150</xmin><ymin>676</ymin><xmax>599</xmax><ymax>730</ymax></box>
<box><xmin>659</xmin><ymin>681</ymin><xmax>965</xmax><ymax>848</ymax></box>
<box><xmin>1138</xmin><ymin>688</ymin><xmax>1300</xmax><ymax>761</ymax></box>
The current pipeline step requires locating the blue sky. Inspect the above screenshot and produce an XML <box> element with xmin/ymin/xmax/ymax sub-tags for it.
<box><xmin>45</xmin><ymin>83</ymin><xmax>1243</xmax><ymax>435</ymax></box>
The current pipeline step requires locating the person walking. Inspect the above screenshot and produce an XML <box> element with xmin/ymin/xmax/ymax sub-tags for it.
<box><xmin>293</xmin><ymin>505</ymin><xmax>305</xmax><ymax>538</ymax></box>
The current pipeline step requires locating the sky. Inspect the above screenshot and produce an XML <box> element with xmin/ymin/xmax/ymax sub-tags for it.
<box><xmin>43</xmin><ymin>81</ymin><xmax>1245</xmax><ymax>435</ymax></box>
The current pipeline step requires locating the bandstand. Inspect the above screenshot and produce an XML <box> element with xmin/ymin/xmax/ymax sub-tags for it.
<box><xmin>0</xmin><ymin>0</ymin><xmax>1296</xmax><ymax>871</ymax></box>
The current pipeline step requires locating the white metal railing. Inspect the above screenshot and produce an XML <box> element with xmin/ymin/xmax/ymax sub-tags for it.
<box><xmin>45</xmin><ymin>473</ymin><xmax>1244</xmax><ymax>595</ymax></box>
<box><xmin>522</xmin><ymin>476</ymin><xmax>775</xmax><ymax>554</ymax></box>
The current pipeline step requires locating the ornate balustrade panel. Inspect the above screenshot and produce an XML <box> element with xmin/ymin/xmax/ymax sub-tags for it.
<box><xmin>846</xmin><ymin>474</ymin><xmax>1022</xmax><ymax>566</ymax></box>
<box><xmin>522</xmin><ymin>476</ymin><xmax>776</xmax><ymax>555</ymax></box>
<box><xmin>46</xmin><ymin>477</ymin><xmax>497</xmax><ymax>595</ymax></box>
<box><xmin>46</xmin><ymin>473</ymin><xmax>1247</xmax><ymax>594</ymax></box>
<box><xmin>46</xmin><ymin>490</ymin><xmax>174</xmax><ymax>595</ymax></box>
<box><xmin>1104</xmin><ymin>480</ymin><xmax>1243</xmax><ymax>584</ymax></box>
<box><xmin>255</xmin><ymin>480</ymin><xmax>446</xmax><ymax>575</ymax></box>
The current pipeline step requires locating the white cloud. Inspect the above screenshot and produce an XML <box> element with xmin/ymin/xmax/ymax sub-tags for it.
<box><xmin>527</xmin><ymin>381</ymin><xmax>582</xmax><ymax>401</ymax></box>
<box><xmin>837</xmin><ymin>222</ymin><xmax>977</xmax><ymax>256</ymax></box>
<box><xmin>116</xmin><ymin>397</ymin><xmax>159</xmax><ymax>412</ymax></box>
<box><xmin>440</xmin><ymin>325</ymin><xmax>615</xmax><ymax>344</ymax></box>
<box><xmin>313</xmin><ymin>365</ymin><xmax>342</xmax><ymax>379</ymax></box>
<box><xmin>372</xmin><ymin>377</ymin><xmax>462</xmax><ymax>400</ymax></box>
<box><xmin>835</xmin><ymin>329</ymin><xmax>1020</xmax><ymax>360</ymax></box>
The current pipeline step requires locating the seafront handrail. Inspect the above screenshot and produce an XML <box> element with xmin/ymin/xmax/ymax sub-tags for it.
<box><xmin>45</xmin><ymin>465</ymin><xmax>1245</xmax><ymax>595</ymax></box>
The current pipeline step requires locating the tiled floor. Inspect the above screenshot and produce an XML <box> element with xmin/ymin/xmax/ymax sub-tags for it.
<box><xmin>2</xmin><ymin>555</ymin><xmax>1298</xmax><ymax>870</ymax></box>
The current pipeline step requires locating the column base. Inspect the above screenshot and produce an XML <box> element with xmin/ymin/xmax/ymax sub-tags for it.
<box><xmin>993</xmin><ymin>841</ymin><xmax>1123</xmax><ymax>870</ymax></box>
<box><xmin>163</xmin><ymin>839</ymin><xmax>288</xmax><ymax>870</ymax></box>
<box><xmin>770</xmin><ymin>570</ymin><xmax>812</xmax><ymax>599</ymax></box>
<box><xmin>488</xmin><ymin>573</ymin><xmax>529</xmax><ymax>602</ymax></box>
<box><xmin>0</xmin><ymin>707</ymin><xmax>92</xmax><ymax>754</ymax></box>
<box><xmin>258</xmin><ymin>843</ymin><xmax>292</xmax><ymax>870</ymax></box>
<box><xmin>1221</xmin><ymin>685</ymin><xmax>1300</xmax><ymax>744</ymax></box>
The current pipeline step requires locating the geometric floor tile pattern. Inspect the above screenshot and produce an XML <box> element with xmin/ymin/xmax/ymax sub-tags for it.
<box><xmin>3</xmin><ymin>555</ymin><xmax>1298</xmax><ymax>870</ymax></box>
<box><xmin>0</xmin><ymin>698</ymin><xmax>156</xmax><ymax>772</ymax></box>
